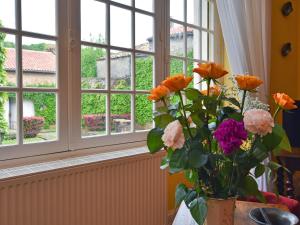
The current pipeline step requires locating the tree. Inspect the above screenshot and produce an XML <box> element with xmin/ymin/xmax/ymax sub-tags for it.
<box><xmin>81</xmin><ymin>46</ymin><xmax>105</xmax><ymax>77</ymax></box>
<box><xmin>0</xmin><ymin>21</ymin><xmax>9</xmax><ymax>135</ymax></box>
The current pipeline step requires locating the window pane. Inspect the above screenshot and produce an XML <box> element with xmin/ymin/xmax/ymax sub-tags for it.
<box><xmin>0</xmin><ymin>92</ymin><xmax>17</xmax><ymax>146</ymax></box>
<box><xmin>111</xmin><ymin>94</ymin><xmax>131</xmax><ymax>134</ymax></box>
<box><xmin>170</xmin><ymin>0</ymin><xmax>184</xmax><ymax>21</ymax></box>
<box><xmin>187</xmin><ymin>60</ymin><xmax>197</xmax><ymax>88</ymax></box>
<box><xmin>23</xmin><ymin>92</ymin><xmax>57</xmax><ymax>144</ymax></box>
<box><xmin>170</xmin><ymin>58</ymin><xmax>184</xmax><ymax>75</ymax></box>
<box><xmin>187</xmin><ymin>0</ymin><xmax>200</xmax><ymax>26</ymax></box>
<box><xmin>81</xmin><ymin>46</ymin><xmax>106</xmax><ymax>90</ymax></box>
<box><xmin>201</xmin><ymin>31</ymin><xmax>208</xmax><ymax>61</ymax></box>
<box><xmin>187</xmin><ymin>27</ymin><xmax>200</xmax><ymax>60</ymax></box>
<box><xmin>81</xmin><ymin>0</ymin><xmax>106</xmax><ymax>44</ymax></box>
<box><xmin>201</xmin><ymin>0</ymin><xmax>208</xmax><ymax>29</ymax></box>
<box><xmin>111</xmin><ymin>50</ymin><xmax>131</xmax><ymax>90</ymax></box>
<box><xmin>22</xmin><ymin>0</ymin><xmax>56</xmax><ymax>36</ymax></box>
<box><xmin>135</xmin><ymin>13</ymin><xmax>154</xmax><ymax>52</ymax></box>
<box><xmin>170</xmin><ymin>23</ymin><xmax>185</xmax><ymax>57</ymax></box>
<box><xmin>209</xmin><ymin>1</ymin><xmax>214</xmax><ymax>30</ymax></box>
<box><xmin>209</xmin><ymin>33</ymin><xmax>214</xmax><ymax>61</ymax></box>
<box><xmin>81</xmin><ymin>93</ymin><xmax>107</xmax><ymax>137</ymax></box>
<box><xmin>111</xmin><ymin>0</ymin><xmax>131</xmax><ymax>6</ymax></box>
<box><xmin>110</xmin><ymin>6</ymin><xmax>131</xmax><ymax>48</ymax></box>
<box><xmin>0</xmin><ymin>0</ymin><xmax>15</xmax><ymax>28</ymax></box>
<box><xmin>135</xmin><ymin>0</ymin><xmax>153</xmax><ymax>12</ymax></box>
<box><xmin>1</xmin><ymin>33</ymin><xmax>17</xmax><ymax>87</ymax></box>
<box><xmin>22</xmin><ymin>37</ymin><xmax>57</xmax><ymax>88</ymax></box>
<box><xmin>135</xmin><ymin>94</ymin><xmax>152</xmax><ymax>131</ymax></box>
<box><xmin>135</xmin><ymin>54</ymin><xmax>153</xmax><ymax>90</ymax></box>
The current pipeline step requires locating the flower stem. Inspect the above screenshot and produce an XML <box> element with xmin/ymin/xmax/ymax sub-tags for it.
<box><xmin>228</xmin><ymin>152</ymin><xmax>237</xmax><ymax>196</ymax></box>
<box><xmin>273</xmin><ymin>106</ymin><xmax>281</xmax><ymax>120</ymax></box>
<box><xmin>162</xmin><ymin>98</ymin><xmax>168</xmax><ymax>108</ymax></box>
<box><xmin>241</xmin><ymin>90</ymin><xmax>247</xmax><ymax>114</ymax></box>
<box><xmin>178</xmin><ymin>91</ymin><xmax>193</xmax><ymax>139</ymax></box>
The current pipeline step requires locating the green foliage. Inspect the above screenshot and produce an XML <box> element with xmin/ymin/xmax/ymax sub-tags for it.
<box><xmin>190</xmin><ymin>197</ymin><xmax>207</xmax><ymax>225</ymax></box>
<box><xmin>136</xmin><ymin>56</ymin><xmax>153</xmax><ymax>90</ymax></box>
<box><xmin>22</xmin><ymin>43</ymin><xmax>48</xmax><ymax>51</ymax></box>
<box><xmin>81</xmin><ymin>46</ymin><xmax>105</xmax><ymax>78</ymax></box>
<box><xmin>0</xmin><ymin>21</ymin><xmax>8</xmax><ymax>134</ymax></box>
<box><xmin>147</xmin><ymin>128</ymin><xmax>164</xmax><ymax>154</ymax></box>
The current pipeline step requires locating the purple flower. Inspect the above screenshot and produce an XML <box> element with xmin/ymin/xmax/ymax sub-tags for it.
<box><xmin>213</xmin><ymin>119</ymin><xmax>247</xmax><ymax>155</ymax></box>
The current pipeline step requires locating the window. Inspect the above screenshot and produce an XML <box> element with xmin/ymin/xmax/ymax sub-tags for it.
<box><xmin>0</xmin><ymin>0</ymin><xmax>221</xmax><ymax>159</ymax></box>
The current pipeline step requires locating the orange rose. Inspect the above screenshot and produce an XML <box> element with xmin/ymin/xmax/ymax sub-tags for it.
<box><xmin>193</xmin><ymin>62</ymin><xmax>228</xmax><ymax>79</ymax></box>
<box><xmin>200</xmin><ymin>86</ymin><xmax>221</xmax><ymax>96</ymax></box>
<box><xmin>235</xmin><ymin>75</ymin><xmax>263</xmax><ymax>91</ymax></box>
<box><xmin>273</xmin><ymin>93</ymin><xmax>298</xmax><ymax>110</ymax></box>
<box><xmin>162</xmin><ymin>74</ymin><xmax>193</xmax><ymax>92</ymax></box>
<box><xmin>148</xmin><ymin>85</ymin><xmax>170</xmax><ymax>101</ymax></box>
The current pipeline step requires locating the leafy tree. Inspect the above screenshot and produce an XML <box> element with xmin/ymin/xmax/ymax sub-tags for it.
<box><xmin>22</xmin><ymin>43</ymin><xmax>48</xmax><ymax>51</ymax></box>
<box><xmin>0</xmin><ymin>21</ymin><xmax>8</xmax><ymax>135</ymax></box>
<box><xmin>81</xmin><ymin>46</ymin><xmax>105</xmax><ymax>77</ymax></box>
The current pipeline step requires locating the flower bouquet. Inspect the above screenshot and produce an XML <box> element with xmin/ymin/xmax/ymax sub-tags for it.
<box><xmin>147</xmin><ymin>62</ymin><xmax>297</xmax><ymax>225</ymax></box>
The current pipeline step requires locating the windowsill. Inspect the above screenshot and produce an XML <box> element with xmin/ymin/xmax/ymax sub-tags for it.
<box><xmin>0</xmin><ymin>142</ymin><xmax>149</xmax><ymax>180</ymax></box>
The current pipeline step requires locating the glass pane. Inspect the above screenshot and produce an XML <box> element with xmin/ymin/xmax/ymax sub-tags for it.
<box><xmin>0</xmin><ymin>0</ymin><xmax>15</xmax><ymax>28</ymax></box>
<box><xmin>187</xmin><ymin>27</ymin><xmax>200</xmax><ymax>60</ymax></box>
<box><xmin>111</xmin><ymin>0</ymin><xmax>131</xmax><ymax>6</ymax></box>
<box><xmin>111</xmin><ymin>94</ymin><xmax>131</xmax><ymax>134</ymax></box>
<box><xmin>135</xmin><ymin>95</ymin><xmax>152</xmax><ymax>131</ymax></box>
<box><xmin>201</xmin><ymin>0</ymin><xmax>208</xmax><ymax>29</ymax></box>
<box><xmin>135</xmin><ymin>54</ymin><xmax>153</xmax><ymax>90</ymax></box>
<box><xmin>209</xmin><ymin>33</ymin><xmax>214</xmax><ymax>61</ymax></box>
<box><xmin>81</xmin><ymin>93</ymin><xmax>107</xmax><ymax>137</ymax></box>
<box><xmin>110</xmin><ymin>6</ymin><xmax>131</xmax><ymax>48</ymax></box>
<box><xmin>201</xmin><ymin>31</ymin><xmax>208</xmax><ymax>61</ymax></box>
<box><xmin>22</xmin><ymin>0</ymin><xmax>56</xmax><ymax>35</ymax></box>
<box><xmin>111</xmin><ymin>50</ymin><xmax>131</xmax><ymax>90</ymax></box>
<box><xmin>23</xmin><ymin>92</ymin><xmax>57</xmax><ymax>144</ymax></box>
<box><xmin>187</xmin><ymin>0</ymin><xmax>200</xmax><ymax>26</ymax></box>
<box><xmin>170</xmin><ymin>0</ymin><xmax>184</xmax><ymax>21</ymax></box>
<box><xmin>1</xmin><ymin>33</ymin><xmax>17</xmax><ymax>87</ymax></box>
<box><xmin>170</xmin><ymin>23</ymin><xmax>185</xmax><ymax>57</ymax></box>
<box><xmin>22</xmin><ymin>37</ymin><xmax>57</xmax><ymax>88</ymax></box>
<box><xmin>135</xmin><ymin>13</ymin><xmax>154</xmax><ymax>52</ymax></box>
<box><xmin>209</xmin><ymin>1</ymin><xmax>214</xmax><ymax>30</ymax></box>
<box><xmin>0</xmin><ymin>92</ymin><xmax>17</xmax><ymax>146</ymax></box>
<box><xmin>170</xmin><ymin>58</ymin><xmax>184</xmax><ymax>75</ymax></box>
<box><xmin>81</xmin><ymin>46</ymin><xmax>106</xmax><ymax>90</ymax></box>
<box><xmin>135</xmin><ymin>0</ymin><xmax>153</xmax><ymax>12</ymax></box>
<box><xmin>187</xmin><ymin>60</ymin><xmax>197</xmax><ymax>88</ymax></box>
<box><xmin>81</xmin><ymin>0</ymin><xmax>106</xmax><ymax>44</ymax></box>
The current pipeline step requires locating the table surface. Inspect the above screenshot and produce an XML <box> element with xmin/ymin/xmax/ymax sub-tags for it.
<box><xmin>235</xmin><ymin>201</ymin><xmax>289</xmax><ymax>225</ymax></box>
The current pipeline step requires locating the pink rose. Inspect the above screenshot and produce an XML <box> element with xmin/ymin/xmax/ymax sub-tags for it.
<box><xmin>162</xmin><ymin>120</ymin><xmax>185</xmax><ymax>150</ymax></box>
<box><xmin>243</xmin><ymin>109</ymin><xmax>274</xmax><ymax>136</ymax></box>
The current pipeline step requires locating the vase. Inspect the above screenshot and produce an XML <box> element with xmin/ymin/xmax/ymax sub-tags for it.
<box><xmin>205</xmin><ymin>198</ymin><xmax>236</xmax><ymax>225</ymax></box>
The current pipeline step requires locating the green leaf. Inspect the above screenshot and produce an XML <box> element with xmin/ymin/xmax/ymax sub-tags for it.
<box><xmin>188</xmin><ymin>148</ymin><xmax>208</xmax><ymax>168</ymax></box>
<box><xmin>169</xmin><ymin>148</ymin><xmax>188</xmax><ymax>173</ymax></box>
<box><xmin>190</xmin><ymin>197</ymin><xmax>207</xmax><ymax>225</ymax></box>
<box><xmin>275</xmin><ymin>132</ymin><xmax>292</xmax><ymax>154</ymax></box>
<box><xmin>254</xmin><ymin>164</ymin><xmax>265</xmax><ymax>178</ymax></box>
<box><xmin>184</xmin><ymin>190</ymin><xmax>197</xmax><ymax>206</ymax></box>
<box><xmin>175</xmin><ymin>184</ymin><xmax>188</xmax><ymax>206</ymax></box>
<box><xmin>160</xmin><ymin>156</ymin><xmax>169</xmax><ymax>170</ymax></box>
<box><xmin>154</xmin><ymin>114</ymin><xmax>174</xmax><ymax>129</ymax></box>
<box><xmin>190</xmin><ymin>113</ymin><xmax>204</xmax><ymax>127</ymax></box>
<box><xmin>147</xmin><ymin>128</ymin><xmax>164</xmax><ymax>154</ymax></box>
<box><xmin>185</xmin><ymin>88</ymin><xmax>201</xmax><ymax>101</ymax></box>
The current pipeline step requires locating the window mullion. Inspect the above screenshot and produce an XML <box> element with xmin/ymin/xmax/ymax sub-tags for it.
<box><xmin>131</xmin><ymin>4</ymin><xmax>136</xmax><ymax>132</ymax></box>
<box><xmin>106</xmin><ymin>2</ymin><xmax>111</xmax><ymax>136</ymax></box>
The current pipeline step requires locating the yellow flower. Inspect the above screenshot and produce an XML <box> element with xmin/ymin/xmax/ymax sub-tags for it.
<box><xmin>148</xmin><ymin>85</ymin><xmax>170</xmax><ymax>101</ymax></box>
<box><xmin>162</xmin><ymin>74</ymin><xmax>193</xmax><ymax>92</ymax></box>
<box><xmin>200</xmin><ymin>86</ymin><xmax>221</xmax><ymax>97</ymax></box>
<box><xmin>193</xmin><ymin>63</ymin><xmax>228</xmax><ymax>79</ymax></box>
<box><xmin>273</xmin><ymin>93</ymin><xmax>298</xmax><ymax>110</ymax></box>
<box><xmin>235</xmin><ymin>75</ymin><xmax>263</xmax><ymax>91</ymax></box>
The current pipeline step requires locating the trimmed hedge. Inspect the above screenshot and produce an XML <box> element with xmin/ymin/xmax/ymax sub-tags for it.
<box><xmin>83</xmin><ymin>114</ymin><xmax>130</xmax><ymax>131</ymax></box>
<box><xmin>23</xmin><ymin>116</ymin><xmax>45</xmax><ymax>138</ymax></box>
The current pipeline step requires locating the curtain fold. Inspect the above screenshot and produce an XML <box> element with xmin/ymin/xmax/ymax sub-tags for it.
<box><xmin>216</xmin><ymin>0</ymin><xmax>271</xmax><ymax>103</ymax></box>
<box><xmin>216</xmin><ymin>0</ymin><xmax>272</xmax><ymax>191</ymax></box>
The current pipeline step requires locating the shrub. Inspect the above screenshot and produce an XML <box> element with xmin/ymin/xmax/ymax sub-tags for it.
<box><xmin>23</xmin><ymin>116</ymin><xmax>45</xmax><ymax>138</ymax></box>
<box><xmin>83</xmin><ymin>114</ymin><xmax>130</xmax><ymax>131</ymax></box>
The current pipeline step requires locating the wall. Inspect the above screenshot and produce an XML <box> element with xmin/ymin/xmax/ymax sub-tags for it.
<box><xmin>7</xmin><ymin>72</ymin><xmax>56</xmax><ymax>86</ymax></box>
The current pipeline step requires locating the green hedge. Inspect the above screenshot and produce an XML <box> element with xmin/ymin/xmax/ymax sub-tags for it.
<box><xmin>18</xmin><ymin>55</ymin><xmax>193</xmax><ymax>128</ymax></box>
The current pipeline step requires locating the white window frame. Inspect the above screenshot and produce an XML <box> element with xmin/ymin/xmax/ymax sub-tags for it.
<box><xmin>0</xmin><ymin>0</ymin><xmax>68</xmax><ymax>160</ymax></box>
<box><xmin>0</xmin><ymin>0</ymin><xmax>222</xmax><ymax>160</ymax></box>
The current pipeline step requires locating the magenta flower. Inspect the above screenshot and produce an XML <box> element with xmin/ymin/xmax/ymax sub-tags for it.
<box><xmin>214</xmin><ymin>119</ymin><xmax>247</xmax><ymax>155</ymax></box>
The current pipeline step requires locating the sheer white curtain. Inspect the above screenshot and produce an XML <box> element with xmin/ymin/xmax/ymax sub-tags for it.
<box><xmin>216</xmin><ymin>0</ymin><xmax>272</xmax><ymax>191</ymax></box>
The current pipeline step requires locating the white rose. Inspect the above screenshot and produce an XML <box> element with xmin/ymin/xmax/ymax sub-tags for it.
<box><xmin>162</xmin><ymin>120</ymin><xmax>185</xmax><ymax>150</ymax></box>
